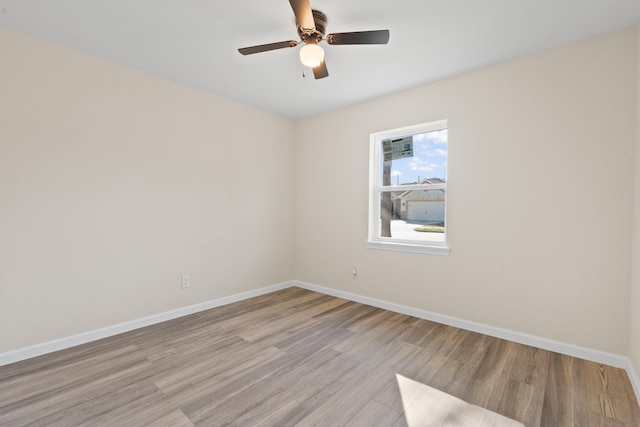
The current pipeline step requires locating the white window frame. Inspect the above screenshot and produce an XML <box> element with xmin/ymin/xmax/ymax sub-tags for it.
<box><xmin>367</xmin><ymin>120</ymin><xmax>450</xmax><ymax>255</ymax></box>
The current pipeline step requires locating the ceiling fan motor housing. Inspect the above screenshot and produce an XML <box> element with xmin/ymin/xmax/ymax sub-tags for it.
<box><xmin>298</xmin><ymin>10</ymin><xmax>327</xmax><ymax>44</ymax></box>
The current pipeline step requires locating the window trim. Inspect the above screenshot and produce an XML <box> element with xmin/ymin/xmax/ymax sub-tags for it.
<box><xmin>367</xmin><ymin>120</ymin><xmax>450</xmax><ymax>256</ymax></box>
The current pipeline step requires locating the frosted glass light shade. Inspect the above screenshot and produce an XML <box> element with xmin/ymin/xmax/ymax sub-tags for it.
<box><xmin>299</xmin><ymin>44</ymin><xmax>324</xmax><ymax>68</ymax></box>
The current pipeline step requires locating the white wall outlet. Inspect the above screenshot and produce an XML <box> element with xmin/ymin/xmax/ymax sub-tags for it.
<box><xmin>351</xmin><ymin>266</ymin><xmax>359</xmax><ymax>277</ymax></box>
<box><xmin>181</xmin><ymin>275</ymin><xmax>190</xmax><ymax>289</ymax></box>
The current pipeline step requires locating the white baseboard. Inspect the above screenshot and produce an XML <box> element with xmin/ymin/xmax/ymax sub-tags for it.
<box><xmin>0</xmin><ymin>281</ymin><xmax>294</xmax><ymax>367</ymax></box>
<box><xmin>293</xmin><ymin>280</ymin><xmax>629</xmax><ymax>369</ymax></box>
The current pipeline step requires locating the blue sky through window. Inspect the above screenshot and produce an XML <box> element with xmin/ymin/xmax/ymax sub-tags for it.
<box><xmin>387</xmin><ymin>129</ymin><xmax>448</xmax><ymax>185</ymax></box>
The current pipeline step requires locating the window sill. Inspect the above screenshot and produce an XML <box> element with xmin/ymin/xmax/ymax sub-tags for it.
<box><xmin>366</xmin><ymin>240</ymin><xmax>450</xmax><ymax>256</ymax></box>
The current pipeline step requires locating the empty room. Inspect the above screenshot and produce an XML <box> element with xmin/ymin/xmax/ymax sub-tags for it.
<box><xmin>1</xmin><ymin>0</ymin><xmax>640</xmax><ymax>426</ymax></box>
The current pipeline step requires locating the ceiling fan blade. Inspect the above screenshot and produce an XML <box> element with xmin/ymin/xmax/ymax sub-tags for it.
<box><xmin>289</xmin><ymin>0</ymin><xmax>315</xmax><ymax>31</ymax></box>
<box><xmin>238</xmin><ymin>40</ymin><xmax>298</xmax><ymax>55</ymax></box>
<box><xmin>313</xmin><ymin>61</ymin><xmax>328</xmax><ymax>79</ymax></box>
<box><xmin>326</xmin><ymin>30</ymin><xmax>390</xmax><ymax>45</ymax></box>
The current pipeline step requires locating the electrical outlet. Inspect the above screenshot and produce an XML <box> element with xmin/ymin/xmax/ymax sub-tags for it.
<box><xmin>181</xmin><ymin>275</ymin><xmax>190</xmax><ymax>289</ymax></box>
<box><xmin>351</xmin><ymin>266</ymin><xmax>359</xmax><ymax>277</ymax></box>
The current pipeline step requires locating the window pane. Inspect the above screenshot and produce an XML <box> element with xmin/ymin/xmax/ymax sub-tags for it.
<box><xmin>381</xmin><ymin>129</ymin><xmax>447</xmax><ymax>186</ymax></box>
<box><xmin>378</xmin><ymin>189</ymin><xmax>446</xmax><ymax>243</ymax></box>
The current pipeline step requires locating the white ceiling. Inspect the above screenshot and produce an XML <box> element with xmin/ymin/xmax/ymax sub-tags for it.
<box><xmin>1</xmin><ymin>0</ymin><xmax>639</xmax><ymax>119</ymax></box>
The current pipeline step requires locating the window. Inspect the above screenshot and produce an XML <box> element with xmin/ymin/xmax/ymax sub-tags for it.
<box><xmin>367</xmin><ymin>120</ymin><xmax>449</xmax><ymax>255</ymax></box>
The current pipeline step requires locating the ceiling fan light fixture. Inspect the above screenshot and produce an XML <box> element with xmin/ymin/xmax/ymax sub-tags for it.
<box><xmin>299</xmin><ymin>43</ymin><xmax>324</xmax><ymax>67</ymax></box>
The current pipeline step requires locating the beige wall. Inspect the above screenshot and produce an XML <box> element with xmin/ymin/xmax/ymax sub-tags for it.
<box><xmin>630</xmin><ymin>26</ymin><xmax>640</xmax><ymax>385</ymax></box>
<box><xmin>294</xmin><ymin>27</ymin><xmax>637</xmax><ymax>354</ymax></box>
<box><xmin>0</xmin><ymin>27</ymin><xmax>295</xmax><ymax>352</ymax></box>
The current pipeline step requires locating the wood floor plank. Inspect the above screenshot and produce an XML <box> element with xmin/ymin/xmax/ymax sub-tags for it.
<box><xmin>0</xmin><ymin>344</ymin><xmax>140</xmax><ymax>399</ymax></box>
<box><xmin>461</xmin><ymin>336</ymin><xmax>519</xmax><ymax>420</ymax></box>
<box><xmin>179</xmin><ymin>337</ymin><xmax>345</xmax><ymax>423</ymax></box>
<box><xmin>494</xmin><ymin>344</ymin><xmax>550</xmax><ymax>427</ymax></box>
<box><xmin>1</xmin><ymin>287</ymin><xmax>639</xmax><ymax>426</ymax></box>
<box><xmin>0</xmin><ymin>347</ymin><xmax>154</xmax><ymax>426</ymax></box>
<box><xmin>583</xmin><ymin>360</ymin><xmax>639</xmax><ymax>424</ymax></box>
<box><xmin>146</xmin><ymin>410</ymin><xmax>195</xmax><ymax>427</ymax></box>
<box><xmin>152</xmin><ymin>344</ymin><xmax>284</xmax><ymax>395</ymax></box>
<box><xmin>372</xmin><ymin>345</ymin><xmax>450</xmax><ymax>412</ymax></box>
<box><xmin>344</xmin><ymin>400</ymin><xmax>402</xmax><ymax>427</ymax></box>
<box><xmin>37</xmin><ymin>380</ymin><xmax>161</xmax><ymax>427</ymax></box>
<box><xmin>496</xmin><ymin>380</ymin><xmax>539</xmax><ymax>426</ymax></box>
<box><xmin>333</xmin><ymin>311</ymin><xmax>414</xmax><ymax>357</ymax></box>
<box><xmin>294</xmin><ymin>342</ymin><xmax>425</xmax><ymax>427</ymax></box>
<box><xmin>541</xmin><ymin>352</ymin><xmax>583</xmax><ymax>426</ymax></box>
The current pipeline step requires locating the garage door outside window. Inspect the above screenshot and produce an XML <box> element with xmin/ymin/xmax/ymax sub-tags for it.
<box><xmin>407</xmin><ymin>201</ymin><xmax>445</xmax><ymax>222</ymax></box>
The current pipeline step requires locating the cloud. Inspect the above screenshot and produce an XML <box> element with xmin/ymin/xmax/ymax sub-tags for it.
<box><xmin>391</xmin><ymin>170</ymin><xmax>403</xmax><ymax>177</ymax></box>
<box><xmin>425</xmin><ymin>148</ymin><xmax>447</xmax><ymax>157</ymax></box>
<box><xmin>416</xmin><ymin>147</ymin><xmax>447</xmax><ymax>158</ymax></box>
<box><xmin>408</xmin><ymin>158</ymin><xmax>440</xmax><ymax>172</ymax></box>
<box><xmin>432</xmin><ymin>129</ymin><xmax>448</xmax><ymax>145</ymax></box>
<box><xmin>413</xmin><ymin>129</ymin><xmax>447</xmax><ymax>145</ymax></box>
<box><xmin>415</xmin><ymin>131</ymin><xmax>448</xmax><ymax>158</ymax></box>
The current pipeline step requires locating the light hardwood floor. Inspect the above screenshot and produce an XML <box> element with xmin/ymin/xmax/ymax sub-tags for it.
<box><xmin>1</xmin><ymin>287</ymin><xmax>639</xmax><ymax>426</ymax></box>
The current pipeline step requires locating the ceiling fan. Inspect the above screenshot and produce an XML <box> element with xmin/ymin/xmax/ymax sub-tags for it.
<box><xmin>238</xmin><ymin>0</ymin><xmax>390</xmax><ymax>79</ymax></box>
